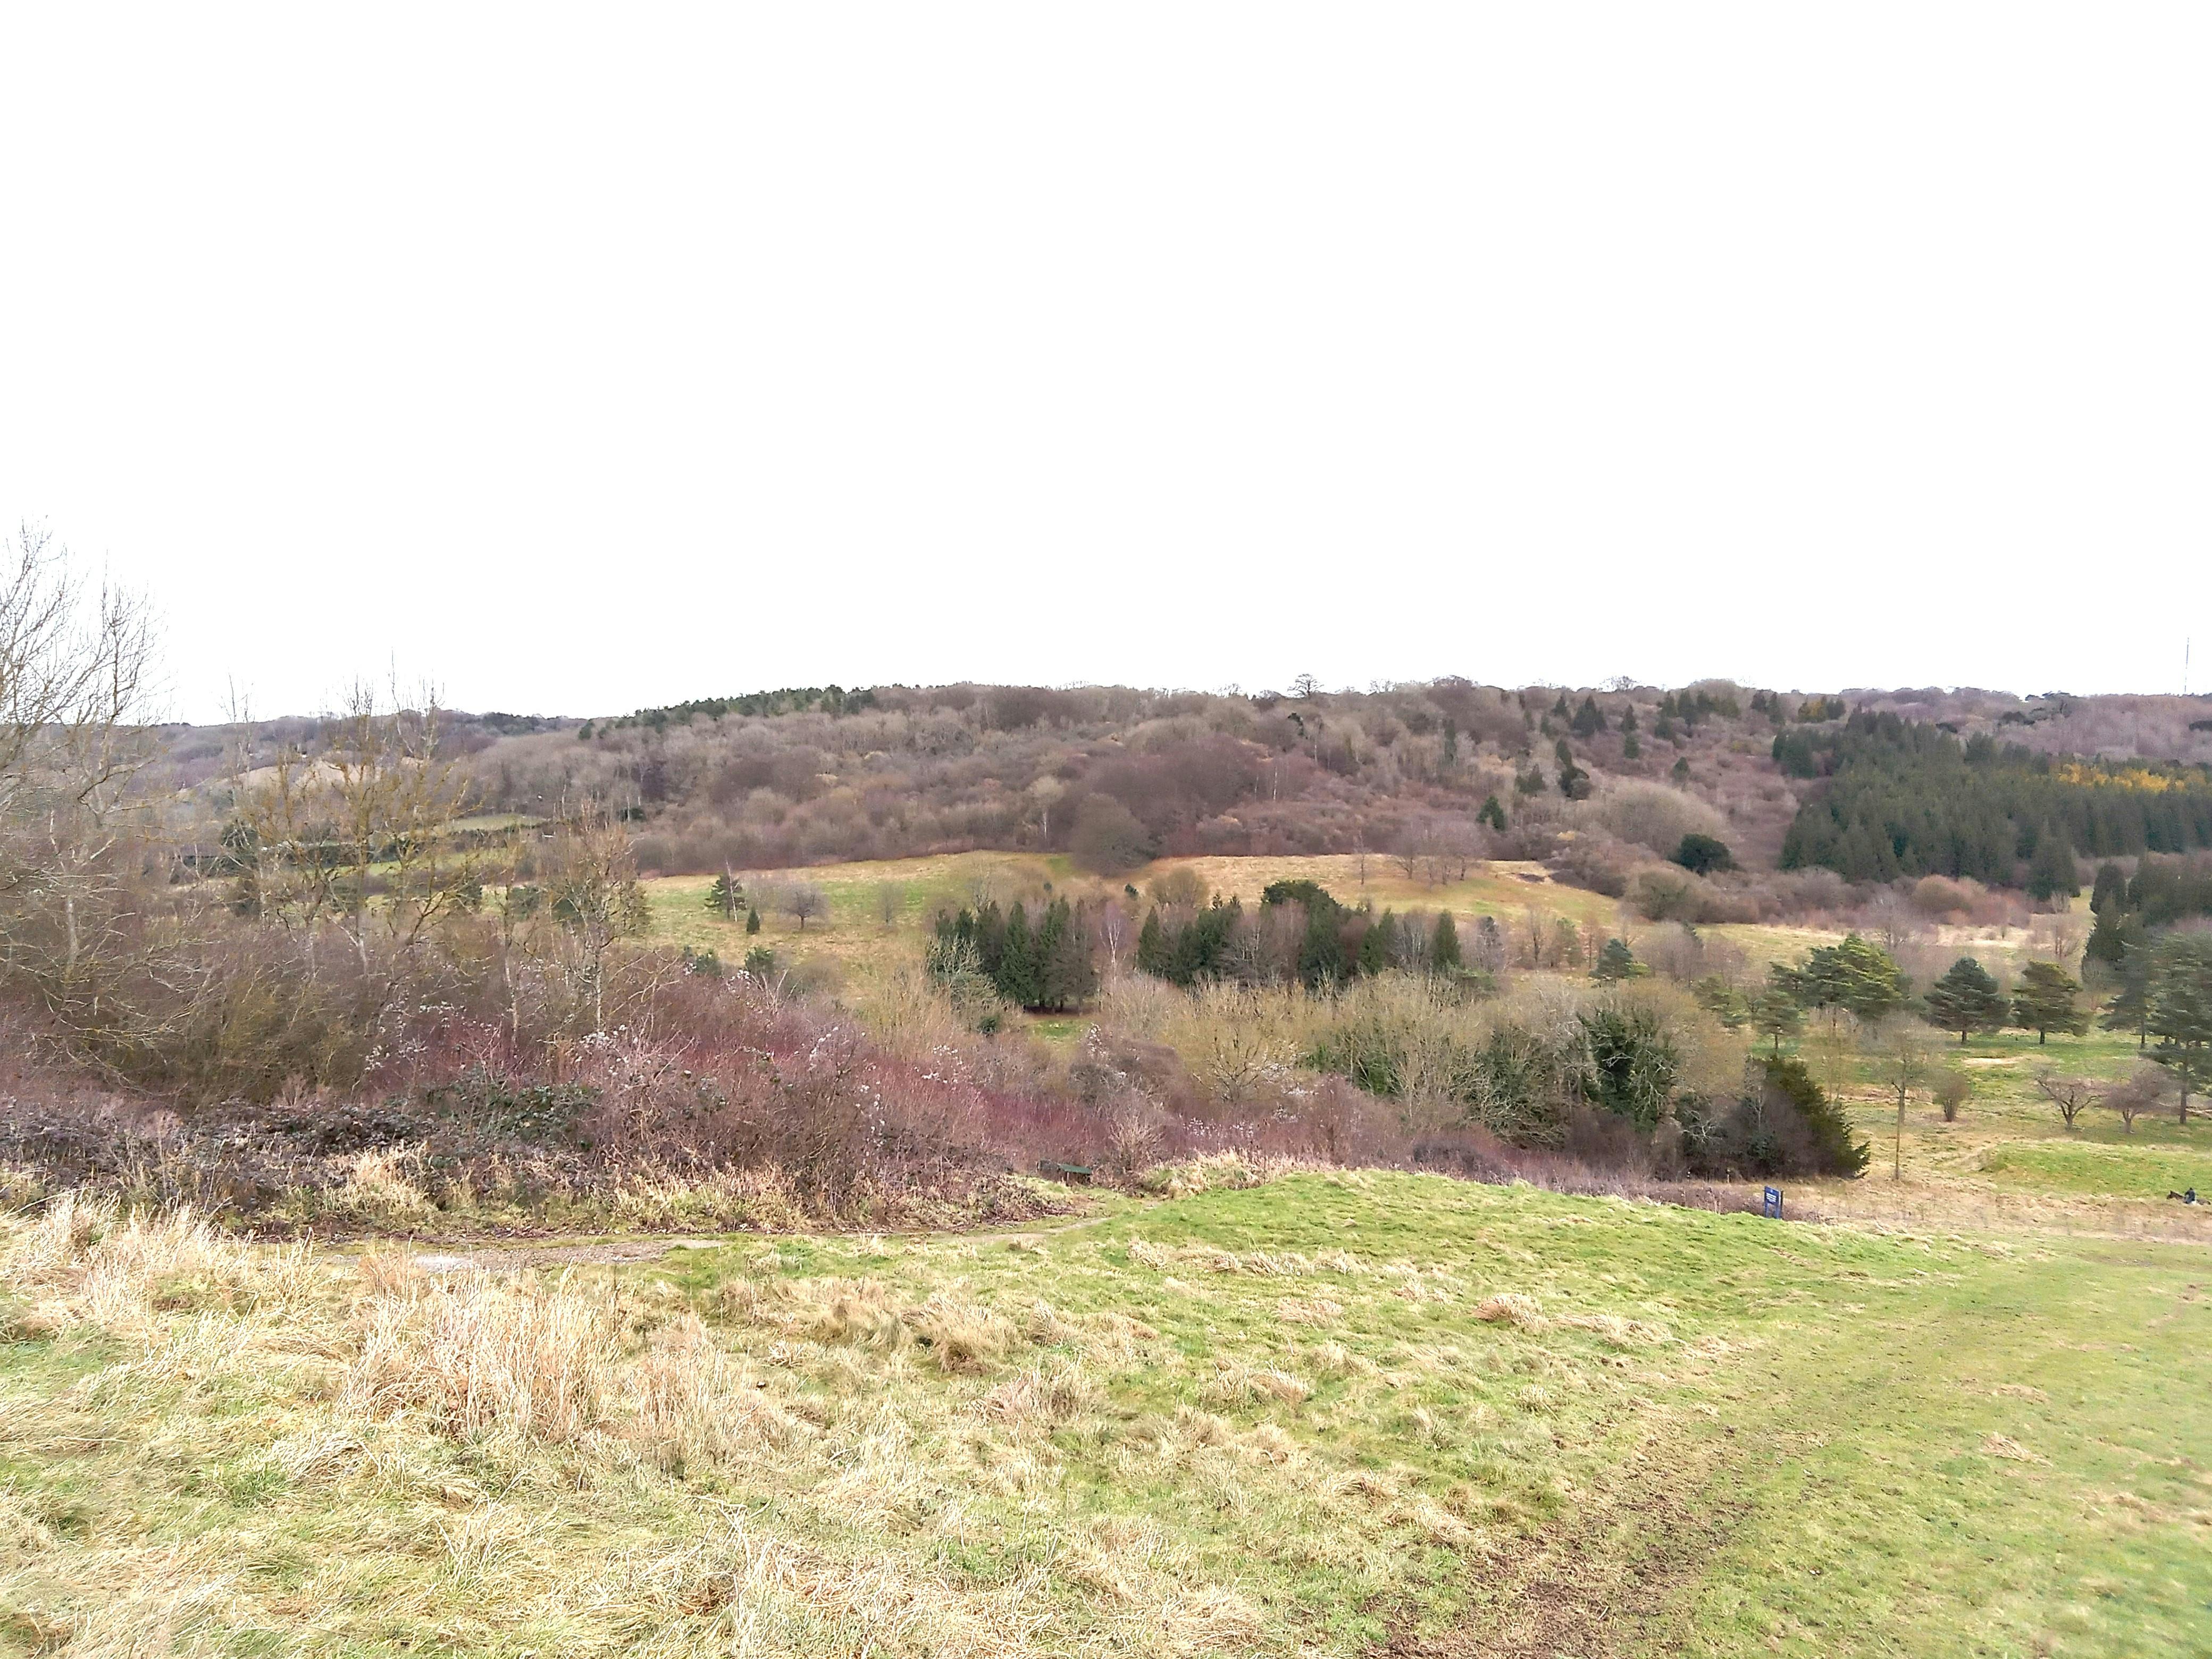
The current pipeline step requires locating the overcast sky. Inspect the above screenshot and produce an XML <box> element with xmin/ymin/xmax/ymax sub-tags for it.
<box><xmin>2</xmin><ymin>7</ymin><xmax>2206</xmax><ymax>723</ymax></box>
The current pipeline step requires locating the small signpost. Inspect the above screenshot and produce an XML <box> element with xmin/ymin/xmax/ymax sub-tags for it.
<box><xmin>1762</xmin><ymin>1186</ymin><xmax>1784</xmax><ymax>1219</ymax></box>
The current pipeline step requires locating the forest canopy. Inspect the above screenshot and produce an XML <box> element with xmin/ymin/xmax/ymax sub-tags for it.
<box><xmin>1779</xmin><ymin>713</ymin><xmax>2212</xmax><ymax>885</ymax></box>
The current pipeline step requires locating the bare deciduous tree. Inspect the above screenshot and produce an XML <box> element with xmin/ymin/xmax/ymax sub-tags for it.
<box><xmin>2100</xmin><ymin>1065</ymin><xmax>2166</xmax><ymax>1134</ymax></box>
<box><xmin>785</xmin><ymin>882</ymin><xmax>828</xmax><ymax>931</ymax></box>
<box><xmin>2034</xmin><ymin>1071</ymin><xmax>2096</xmax><ymax>1131</ymax></box>
<box><xmin>1868</xmin><ymin>1019</ymin><xmax>1938</xmax><ymax>1178</ymax></box>
<box><xmin>0</xmin><ymin>523</ymin><xmax>163</xmax><ymax>1030</ymax></box>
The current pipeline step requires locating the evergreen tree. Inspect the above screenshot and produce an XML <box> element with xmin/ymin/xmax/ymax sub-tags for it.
<box><xmin>2089</xmin><ymin>860</ymin><xmax>2127</xmax><ymax>916</ymax></box>
<box><xmin>1430</xmin><ymin>910</ymin><xmax>1461</xmax><ymax>973</ymax></box>
<box><xmin>1441</xmin><ymin>720</ymin><xmax>1459</xmax><ymax>767</ymax></box>
<box><xmin>1792</xmin><ymin>934</ymin><xmax>1908</xmax><ymax>1024</ymax></box>
<box><xmin>1358</xmin><ymin>910</ymin><xmax>1398</xmax><ymax>976</ymax></box>
<box><xmin>1670</xmin><ymin>756</ymin><xmax>1691</xmax><ymax>785</ymax></box>
<box><xmin>2010</xmin><ymin>960</ymin><xmax>2087</xmax><ymax>1043</ymax></box>
<box><xmin>1035</xmin><ymin>898</ymin><xmax>1097</xmax><ymax>1010</ymax></box>
<box><xmin>1515</xmin><ymin>765</ymin><xmax>1546</xmax><ymax>797</ymax></box>
<box><xmin>1756</xmin><ymin>1054</ymin><xmax>1870</xmax><ymax>1178</ymax></box>
<box><xmin>1620</xmin><ymin>704</ymin><xmax>1639</xmax><ymax>734</ymax></box>
<box><xmin>1477</xmin><ymin>795</ymin><xmax>1507</xmax><ymax>832</ymax></box>
<box><xmin>2099</xmin><ymin>921</ymin><xmax>2154</xmax><ymax>1048</ymax></box>
<box><xmin>745</xmin><ymin>906</ymin><xmax>761</xmax><ymax>935</ymax></box>
<box><xmin>1622</xmin><ymin>731</ymin><xmax>1641</xmax><ymax>760</ymax></box>
<box><xmin>1924</xmin><ymin>956</ymin><xmax>2007</xmax><ymax>1042</ymax></box>
<box><xmin>1551</xmin><ymin>692</ymin><xmax>1570</xmax><ymax>719</ymax></box>
<box><xmin>2026</xmin><ymin>824</ymin><xmax>2080</xmax><ymax>901</ymax></box>
<box><xmin>2084</xmin><ymin>901</ymin><xmax>2132</xmax><ymax>968</ymax></box>
<box><xmin>1571</xmin><ymin>696</ymin><xmax>1607</xmax><ymax>738</ymax></box>
<box><xmin>2147</xmin><ymin>934</ymin><xmax>2212</xmax><ymax>1120</ymax></box>
<box><xmin>1135</xmin><ymin>907</ymin><xmax>1169</xmax><ymax>978</ymax></box>
<box><xmin>1591</xmin><ymin>937</ymin><xmax>1647</xmax><ymax>981</ymax></box>
<box><xmin>1750</xmin><ymin>978</ymin><xmax>1804</xmax><ymax>1055</ymax></box>
<box><xmin>705</xmin><ymin>869</ymin><xmax>744</xmax><ymax>921</ymax></box>
<box><xmin>997</xmin><ymin>902</ymin><xmax>1042</xmax><ymax>1008</ymax></box>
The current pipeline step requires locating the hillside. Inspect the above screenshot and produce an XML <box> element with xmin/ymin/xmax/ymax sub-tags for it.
<box><xmin>5</xmin><ymin>1167</ymin><xmax>2205</xmax><ymax>1656</ymax></box>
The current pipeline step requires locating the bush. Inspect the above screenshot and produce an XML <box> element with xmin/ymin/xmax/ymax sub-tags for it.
<box><xmin>1672</xmin><ymin>833</ymin><xmax>1736</xmax><ymax>875</ymax></box>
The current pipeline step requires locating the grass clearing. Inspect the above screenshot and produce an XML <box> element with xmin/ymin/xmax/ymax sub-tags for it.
<box><xmin>4</xmin><ymin>1172</ymin><xmax>2208</xmax><ymax>1655</ymax></box>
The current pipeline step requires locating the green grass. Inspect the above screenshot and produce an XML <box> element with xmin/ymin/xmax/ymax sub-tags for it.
<box><xmin>1978</xmin><ymin>1140</ymin><xmax>2212</xmax><ymax>1199</ymax></box>
<box><xmin>6</xmin><ymin>1171</ymin><xmax>2209</xmax><ymax>1655</ymax></box>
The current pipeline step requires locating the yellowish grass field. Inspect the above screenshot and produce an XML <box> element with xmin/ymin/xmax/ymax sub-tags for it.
<box><xmin>5</xmin><ymin>1162</ymin><xmax>2207</xmax><ymax>1656</ymax></box>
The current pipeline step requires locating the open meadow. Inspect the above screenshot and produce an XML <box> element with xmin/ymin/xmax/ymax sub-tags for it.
<box><xmin>4</xmin><ymin>1161</ymin><xmax>2207</xmax><ymax>1657</ymax></box>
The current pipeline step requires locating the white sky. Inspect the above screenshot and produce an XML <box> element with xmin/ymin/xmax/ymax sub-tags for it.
<box><xmin>2</xmin><ymin>7</ymin><xmax>2206</xmax><ymax>723</ymax></box>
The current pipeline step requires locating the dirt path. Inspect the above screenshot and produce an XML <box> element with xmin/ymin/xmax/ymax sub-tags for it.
<box><xmin>1394</xmin><ymin>1423</ymin><xmax>1751</xmax><ymax>1659</ymax></box>
<box><xmin>397</xmin><ymin>1238</ymin><xmax>726</xmax><ymax>1273</ymax></box>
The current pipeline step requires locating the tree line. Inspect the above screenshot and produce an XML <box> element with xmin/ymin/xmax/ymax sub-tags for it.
<box><xmin>1779</xmin><ymin>713</ymin><xmax>2212</xmax><ymax>887</ymax></box>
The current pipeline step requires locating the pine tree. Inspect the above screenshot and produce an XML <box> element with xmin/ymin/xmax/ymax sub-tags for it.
<box><xmin>1622</xmin><ymin>732</ymin><xmax>1642</xmax><ymax>761</ymax></box>
<box><xmin>745</xmin><ymin>906</ymin><xmax>761</xmax><ymax>935</ymax></box>
<box><xmin>2099</xmin><ymin>921</ymin><xmax>2154</xmax><ymax>1048</ymax></box>
<box><xmin>1035</xmin><ymin>898</ymin><xmax>1096</xmax><ymax>1010</ymax></box>
<box><xmin>1135</xmin><ymin>907</ymin><xmax>1169</xmax><ymax>978</ymax></box>
<box><xmin>2148</xmin><ymin>934</ymin><xmax>2212</xmax><ymax>1121</ymax></box>
<box><xmin>2026</xmin><ymin>824</ymin><xmax>2080</xmax><ymax>901</ymax></box>
<box><xmin>1924</xmin><ymin>956</ymin><xmax>2007</xmax><ymax>1042</ymax></box>
<box><xmin>2089</xmin><ymin>861</ymin><xmax>2127</xmax><ymax>916</ymax></box>
<box><xmin>1591</xmin><ymin>937</ymin><xmax>1646</xmax><ymax>981</ymax></box>
<box><xmin>1477</xmin><ymin>794</ymin><xmax>1507</xmax><ymax>832</ymax></box>
<box><xmin>1551</xmin><ymin>692</ymin><xmax>1570</xmax><ymax>719</ymax></box>
<box><xmin>705</xmin><ymin>870</ymin><xmax>744</xmax><ymax>921</ymax></box>
<box><xmin>2010</xmin><ymin>960</ymin><xmax>2087</xmax><ymax>1043</ymax></box>
<box><xmin>1750</xmin><ymin>980</ymin><xmax>1805</xmax><ymax>1056</ymax></box>
<box><xmin>1441</xmin><ymin>720</ymin><xmax>1458</xmax><ymax>768</ymax></box>
<box><xmin>1430</xmin><ymin>910</ymin><xmax>1461</xmax><ymax>973</ymax></box>
<box><xmin>1670</xmin><ymin>756</ymin><xmax>1691</xmax><ymax>785</ymax></box>
<box><xmin>997</xmin><ymin>902</ymin><xmax>1041</xmax><ymax>1008</ymax></box>
<box><xmin>1358</xmin><ymin>910</ymin><xmax>1398</xmax><ymax>976</ymax></box>
<box><xmin>1571</xmin><ymin>696</ymin><xmax>1606</xmax><ymax>739</ymax></box>
<box><xmin>1620</xmin><ymin>705</ymin><xmax>1639</xmax><ymax>735</ymax></box>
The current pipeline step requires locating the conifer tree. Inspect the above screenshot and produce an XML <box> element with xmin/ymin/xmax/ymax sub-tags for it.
<box><xmin>1477</xmin><ymin>794</ymin><xmax>1507</xmax><ymax>832</ymax></box>
<box><xmin>1670</xmin><ymin>756</ymin><xmax>1691</xmax><ymax>785</ymax></box>
<box><xmin>1441</xmin><ymin>720</ymin><xmax>1458</xmax><ymax>768</ymax></box>
<box><xmin>997</xmin><ymin>901</ymin><xmax>1041</xmax><ymax>1008</ymax></box>
<box><xmin>2026</xmin><ymin>824</ymin><xmax>2080</xmax><ymax>901</ymax></box>
<box><xmin>1358</xmin><ymin>911</ymin><xmax>1398</xmax><ymax>976</ymax></box>
<box><xmin>2100</xmin><ymin>922</ymin><xmax>2154</xmax><ymax>1048</ymax></box>
<box><xmin>2147</xmin><ymin>934</ymin><xmax>2212</xmax><ymax>1120</ymax></box>
<box><xmin>1571</xmin><ymin>696</ymin><xmax>1606</xmax><ymax>739</ymax></box>
<box><xmin>1591</xmin><ymin>937</ymin><xmax>1646</xmax><ymax>981</ymax></box>
<box><xmin>1135</xmin><ymin>907</ymin><xmax>1169</xmax><ymax>978</ymax></box>
<box><xmin>1750</xmin><ymin>978</ymin><xmax>1805</xmax><ymax>1055</ymax></box>
<box><xmin>746</xmin><ymin>906</ymin><xmax>761</xmax><ymax>935</ymax></box>
<box><xmin>1430</xmin><ymin>910</ymin><xmax>1462</xmax><ymax>973</ymax></box>
<box><xmin>2010</xmin><ymin>960</ymin><xmax>2087</xmax><ymax>1043</ymax></box>
<box><xmin>1924</xmin><ymin>956</ymin><xmax>2007</xmax><ymax>1042</ymax></box>
<box><xmin>2089</xmin><ymin>860</ymin><xmax>2127</xmax><ymax>916</ymax></box>
<box><xmin>705</xmin><ymin>869</ymin><xmax>744</xmax><ymax>921</ymax></box>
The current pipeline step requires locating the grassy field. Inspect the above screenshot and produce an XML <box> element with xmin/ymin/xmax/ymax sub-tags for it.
<box><xmin>644</xmin><ymin>851</ymin><xmax>1623</xmax><ymax>1005</ymax></box>
<box><xmin>3</xmin><ymin>1167</ymin><xmax>2206</xmax><ymax>1656</ymax></box>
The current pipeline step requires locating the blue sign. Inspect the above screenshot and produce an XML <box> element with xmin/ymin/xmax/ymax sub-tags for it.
<box><xmin>1762</xmin><ymin>1186</ymin><xmax>1783</xmax><ymax>1219</ymax></box>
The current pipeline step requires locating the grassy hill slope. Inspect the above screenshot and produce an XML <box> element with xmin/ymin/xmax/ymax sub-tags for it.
<box><xmin>4</xmin><ymin>1170</ymin><xmax>2205</xmax><ymax>1656</ymax></box>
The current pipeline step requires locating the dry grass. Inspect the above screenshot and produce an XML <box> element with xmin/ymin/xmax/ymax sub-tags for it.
<box><xmin>6</xmin><ymin>1168</ymin><xmax>2210</xmax><ymax>1655</ymax></box>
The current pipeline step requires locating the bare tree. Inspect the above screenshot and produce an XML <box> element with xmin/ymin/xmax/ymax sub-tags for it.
<box><xmin>2034</xmin><ymin>1071</ymin><xmax>2096</xmax><ymax>1131</ymax></box>
<box><xmin>230</xmin><ymin>678</ymin><xmax>476</xmax><ymax>981</ymax></box>
<box><xmin>0</xmin><ymin>523</ymin><xmax>163</xmax><ymax>1028</ymax></box>
<box><xmin>2100</xmin><ymin>1064</ymin><xmax>2167</xmax><ymax>1134</ymax></box>
<box><xmin>785</xmin><ymin>882</ymin><xmax>828</xmax><ymax>931</ymax></box>
<box><xmin>543</xmin><ymin>805</ymin><xmax>651</xmax><ymax>1031</ymax></box>
<box><xmin>875</xmin><ymin>881</ymin><xmax>903</xmax><ymax>927</ymax></box>
<box><xmin>1867</xmin><ymin>1019</ymin><xmax>1938</xmax><ymax>1178</ymax></box>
